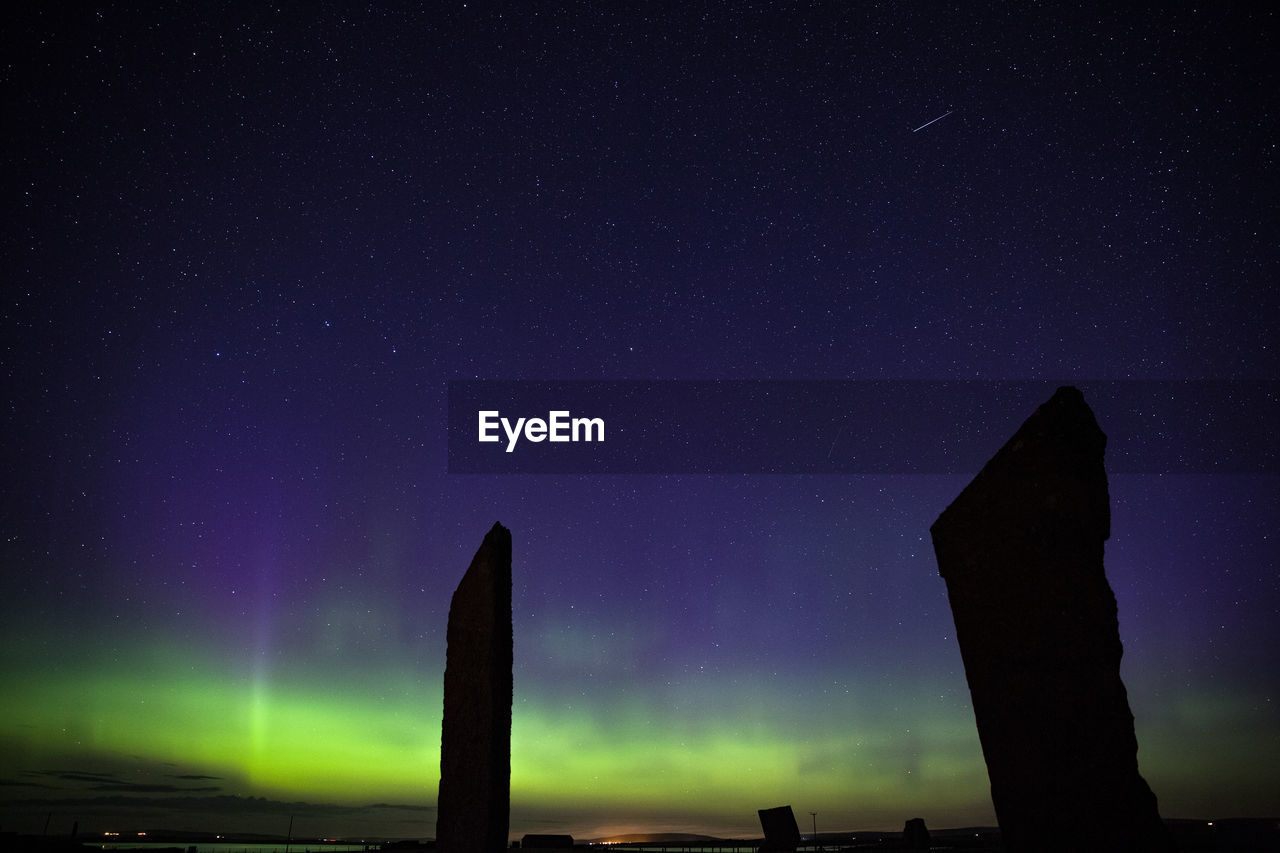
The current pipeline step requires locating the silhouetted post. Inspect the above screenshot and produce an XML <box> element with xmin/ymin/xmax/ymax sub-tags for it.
<box><xmin>436</xmin><ymin>522</ymin><xmax>513</xmax><ymax>853</ymax></box>
<box><xmin>930</xmin><ymin>387</ymin><xmax>1173</xmax><ymax>852</ymax></box>
<box><xmin>902</xmin><ymin>818</ymin><xmax>929</xmax><ymax>850</ymax></box>
<box><xmin>758</xmin><ymin>805</ymin><xmax>801</xmax><ymax>853</ymax></box>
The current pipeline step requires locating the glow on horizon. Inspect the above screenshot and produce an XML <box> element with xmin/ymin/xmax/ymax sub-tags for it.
<box><xmin>2</xmin><ymin>645</ymin><xmax>439</xmax><ymax>802</ymax></box>
<box><xmin>4</xmin><ymin>620</ymin><xmax>1276</xmax><ymax>835</ymax></box>
<box><xmin>3</xmin><ymin>631</ymin><xmax>991</xmax><ymax>815</ymax></box>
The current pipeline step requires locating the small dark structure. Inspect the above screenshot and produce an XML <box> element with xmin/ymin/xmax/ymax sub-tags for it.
<box><xmin>521</xmin><ymin>834</ymin><xmax>574</xmax><ymax>849</ymax></box>
<box><xmin>436</xmin><ymin>522</ymin><xmax>514</xmax><ymax>853</ymax></box>
<box><xmin>757</xmin><ymin>805</ymin><xmax>801</xmax><ymax>853</ymax></box>
<box><xmin>930</xmin><ymin>387</ymin><xmax>1173</xmax><ymax>852</ymax></box>
<box><xmin>902</xmin><ymin>818</ymin><xmax>930</xmax><ymax>850</ymax></box>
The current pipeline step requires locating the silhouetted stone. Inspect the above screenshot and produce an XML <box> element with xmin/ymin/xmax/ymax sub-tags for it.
<box><xmin>757</xmin><ymin>805</ymin><xmax>801</xmax><ymax>853</ymax></box>
<box><xmin>437</xmin><ymin>522</ymin><xmax>513</xmax><ymax>853</ymax></box>
<box><xmin>902</xmin><ymin>818</ymin><xmax>930</xmax><ymax>850</ymax></box>
<box><xmin>930</xmin><ymin>387</ymin><xmax>1173</xmax><ymax>852</ymax></box>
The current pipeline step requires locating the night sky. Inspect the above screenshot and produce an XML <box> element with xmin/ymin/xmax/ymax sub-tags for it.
<box><xmin>3</xmin><ymin>1</ymin><xmax>1277</xmax><ymax>843</ymax></box>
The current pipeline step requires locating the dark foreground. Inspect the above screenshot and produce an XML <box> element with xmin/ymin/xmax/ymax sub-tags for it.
<box><xmin>3</xmin><ymin>819</ymin><xmax>1277</xmax><ymax>853</ymax></box>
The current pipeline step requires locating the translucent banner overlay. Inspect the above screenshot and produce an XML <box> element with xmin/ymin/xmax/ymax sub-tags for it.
<box><xmin>447</xmin><ymin>380</ymin><xmax>1278</xmax><ymax>474</ymax></box>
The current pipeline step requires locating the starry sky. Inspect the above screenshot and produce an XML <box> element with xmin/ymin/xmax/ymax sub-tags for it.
<box><xmin>2</xmin><ymin>1</ymin><xmax>1277</xmax><ymax>843</ymax></box>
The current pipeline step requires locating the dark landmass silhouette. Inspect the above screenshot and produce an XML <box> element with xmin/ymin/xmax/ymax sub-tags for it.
<box><xmin>4</xmin><ymin>816</ymin><xmax>1277</xmax><ymax>852</ymax></box>
<box><xmin>522</xmin><ymin>832</ymin><xmax>576</xmax><ymax>848</ymax></box>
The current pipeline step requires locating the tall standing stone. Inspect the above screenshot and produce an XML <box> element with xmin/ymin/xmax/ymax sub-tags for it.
<box><xmin>930</xmin><ymin>387</ymin><xmax>1172</xmax><ymax>852</ymax></box>
<box><xmin>437</xmin><ymin>522</ymin><xmax>513</xmax><ymax>853</ymax></box>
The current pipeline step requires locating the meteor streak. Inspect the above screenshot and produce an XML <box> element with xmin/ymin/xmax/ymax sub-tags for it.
<box><xmin>912</xmin><ymin>110</ymin><xmax>953</xmax><ymax>133</ymax></box>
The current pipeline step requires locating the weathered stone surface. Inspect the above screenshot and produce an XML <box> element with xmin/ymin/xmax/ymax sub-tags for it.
<box><xmin>930</xmin><ymin>387</ymin><xmax>1172</xmax><ymax>852</ymax></box>
<box><xmin>436</xmin><ymin>522</ymin><xmax>513</xmax><ymax>853</ymax></box>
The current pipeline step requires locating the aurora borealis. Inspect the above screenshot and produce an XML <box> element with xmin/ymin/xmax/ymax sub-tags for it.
<box><xmin>3</xmin><ymin>1</ymin><xmax>1278</xmax><ymax>843</ymax></box>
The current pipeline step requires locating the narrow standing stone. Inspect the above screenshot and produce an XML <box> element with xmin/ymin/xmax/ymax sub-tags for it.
<box><xmin>437</xmin><ymin>522</ymin><xmax>513</xmax><ymax>853</ymax></box>
<box><xmin>930</xmin><ymin>387</ymin><xmax>1172</xmax><ymax>852</ymax></box>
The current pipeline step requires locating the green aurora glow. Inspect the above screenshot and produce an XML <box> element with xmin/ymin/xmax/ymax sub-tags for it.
<box><xmin>5</xmin><ymin>623</ymin><xmax>1275</xmax><ymax>838</ymax></box>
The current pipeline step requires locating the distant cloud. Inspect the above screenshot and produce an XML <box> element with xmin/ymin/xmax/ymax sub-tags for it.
<box><xmin>41</xmin><ymin>770</ymin><xmax>122</xmax><ymax>784</ymax></box>
<box><xmin>167</xmin><ymin>774</ymin><xmax>222</xmax><ymax>781</ymax></box>
<box><xmin>0</xmin><ymin>778</ymin><xmax>56</xmax><ymax>789</ymax></box>
<box><xmin>24</xmin><ymin>769</ymin><xmax>221</xmax><ymax>794</ymax></box>
<box><xmin>91</xmin><ymin>782</ymin><xmax>223</xmax><ymax>793</ymax></box>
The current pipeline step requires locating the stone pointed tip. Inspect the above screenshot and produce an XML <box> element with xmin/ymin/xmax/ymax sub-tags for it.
<box><xmin>1046</xmin><ymin>384</ymin><xmax>1092</xmax><ymax>414</ymax></box>
<box><xmin>931</xmin><ymin>384</ymin><xmax>1111</xmax><ymax>545</ymax></box>
<box><xmin>485</xmin><ymin>521</ymin><xmax>511</xmax><ymax>546</ymax></box>
<box><xmin>1031</xmin><ymin>385</ymin><xmax>1106</xmax><ymax>453</ymax></box>
<box><xmin>987</xmin><ymin>384</ymin><xmax>1106</xmax><ymax>465</ymax></box>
